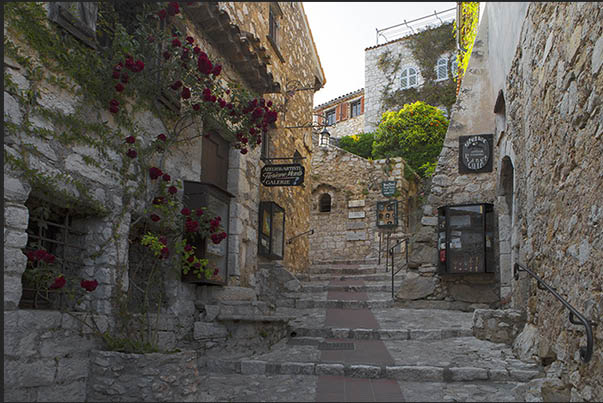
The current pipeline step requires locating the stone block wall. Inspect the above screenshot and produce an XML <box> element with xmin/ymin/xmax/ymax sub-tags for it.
<box><xmin>364</xmin><ymin>38</ymin><xmax>418</xmax><ymax>132</ymax></box>
<box><xmin>309</xmin><ymin>137</ymin><xmax>419</xmax><ymax>264</ymax></box>
<box><xmin>329</xmin><ymin>114</ymin><xmax>365</xmax><ymax>139</ymax></box>
<box><xmin>499</xmin><ymin>3</ymin><xmax>602</xmax><ymax>400</ymax></box>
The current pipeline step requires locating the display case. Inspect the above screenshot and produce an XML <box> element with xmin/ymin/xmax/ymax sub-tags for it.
<box><xmin>437</xmin><ymin>203</ymin><xmax>495</xmax><ymax>274</ymax></box>
<box><xmin>182</xmin><ymin>181</ymin><xmax>233</xmax><ymax>285</ymax></box>
<box><xmin>377</xmin><ymin>201</ymin><xmax>398</xmax><ymax>228</ymax></box>
<box><xmin>258</xmin><ymin>201</ymin><xmax>285</xmax><ymax>260</ymax></box>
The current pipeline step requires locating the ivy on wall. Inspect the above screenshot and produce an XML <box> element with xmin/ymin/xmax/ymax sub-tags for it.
<box><xmin>453</xmin><ymin>2</ymin><xmax>480</xmax><ymax>87</ymax></box>
<box><xmin>378</xmin><ymin>22</ymin><xmax>457</xmax><ymax>116</ymax></box>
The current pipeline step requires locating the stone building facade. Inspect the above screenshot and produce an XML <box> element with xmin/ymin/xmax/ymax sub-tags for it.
<box><xmin>309</xmin><ymin>134</ymin><xmax>420</xmax><ymax>264</ymax></box>
<box><xmin>313</xmin><ymin>88</ymin><xmax>365</xmax><ymax>140</ymax></box>
<box><xmin>407</xmin><ymin>2</ymin><xmax>602</xmax><ymax>399</ymax></box>
<box><xmin>4</xmin><ymin>2</ymin><xmax>323</xmax><ymax>401</ymax></box>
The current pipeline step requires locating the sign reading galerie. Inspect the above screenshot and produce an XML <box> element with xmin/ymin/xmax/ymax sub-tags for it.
<box><xmin>458</xmin><ymin>134</ymin><xmax>493</xmax><ymax>173</ymax></box>
<box><xmin>260</xmin><ymin>164</ymin><xmax>305</xmax><ymax>186</ymax></box>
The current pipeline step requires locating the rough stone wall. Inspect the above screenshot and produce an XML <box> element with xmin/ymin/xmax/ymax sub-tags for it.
<box><xmin>329</xmin><ymin>114</ymin><xmax>365</xmax><ymax>140</ymax></box>
<box><xmin>364</xmin><ymin>38</ymin><xmax>418</xmax><ymax>131</ymax></box>
<box><xmin>4</xmin><ymin>3</ymin><xmax>321</xmax><ymax>400</ymax></box>
<box><xmin>310</xmin><ymin>136</ymin><xmax>419</xmax><ymax>264</ymax></box>
<box><xmin>501</xmin><ymin>3</ymin><xmax>602</xmax><ymax>400</ymax></box>
<box><xmin>403</xmin><ymin>13</ymin><xmax>500</xmax><ymax>308</ymax></box>
<box><xmin>221</xmin><ymin>2</ymin><xmax>323</xmax><ymax>276</ymax></box>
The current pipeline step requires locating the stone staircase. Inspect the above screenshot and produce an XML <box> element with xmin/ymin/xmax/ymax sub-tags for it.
<box><xmin>197</xmin><ymin>262</ymin><xmax>544</xmax><ymax>402</ymax></box>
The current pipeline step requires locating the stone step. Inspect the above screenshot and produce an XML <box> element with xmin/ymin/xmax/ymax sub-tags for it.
<box><xmin>308</xmin><ymin>266</ymin><xmax>379</xmax><ymax>275</ymax></box>
<box><xmin>301</xmin><ymin>282</ymin><xmax>402</xmax><ymax>293</ymax></box>
<box><xmin>295</xmin><ymin>272</ymin><xmax>397</xmax><ymax>282</ymax></box>
<box><xmin>275</xmin><ymin>298</ymin><xmax>394</xmax><ymax>309</ymax></box>
<box><xmin>287</xmin><ymin>326</ymin><xmax>473</xmax><ymax>341</ymax></box>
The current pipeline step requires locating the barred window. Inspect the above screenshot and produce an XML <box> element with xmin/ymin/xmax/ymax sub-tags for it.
<box><xmin>19</xmin><ymin>198</ymin><xmax>87</xmax><ymax>310</ymax></box>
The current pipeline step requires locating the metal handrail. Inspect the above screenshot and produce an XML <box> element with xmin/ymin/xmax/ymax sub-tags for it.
<box><xmin>375</xmin><ymin>7</ymin><xmax>456</xmax><ymax>45</ymax></box>
<box><xmin>514</xmin><ymin>263</ymin><xmax>595</xmax><ymax>363</ymax></box>
<box><xmin>388</xmin><ymin>238</ymin><xmax>409</xmax><ymax>299</ymax></box>
<box><xmin>286</xmin><ymin>229</ymin><xmax>314</xmax><ymax>245</ymax></box>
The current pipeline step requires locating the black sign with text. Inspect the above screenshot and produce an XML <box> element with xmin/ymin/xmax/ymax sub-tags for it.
<box><xmin>261</xmin><ymin>164</ymin><xmax>305</xmax><ymax>186</ymax></box>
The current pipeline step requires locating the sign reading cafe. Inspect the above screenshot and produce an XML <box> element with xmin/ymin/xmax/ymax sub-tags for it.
<box><xmin>458</xmin><ymin>134</ymin><xmax>493</xmax><ymax>173</ymax></box>
<box><xmin>260</xmin><ymin>164</ymin><xmax>305</xmax><ymax>186</ymax></box>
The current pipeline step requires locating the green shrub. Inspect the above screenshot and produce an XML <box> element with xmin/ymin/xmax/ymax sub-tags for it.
<box><xmin>338</xmin><ymin>132</ymin><xmax>375</xmax><ymax>159</ymax></box>
<box><xmin>372</xmin><ymin>101</ymin><xmax>447</xmax><ymax>177</ymax></box>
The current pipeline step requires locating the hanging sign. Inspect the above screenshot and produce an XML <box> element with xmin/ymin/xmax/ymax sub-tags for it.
<box><xmin>459</xmin><ymin>134</ymin><xmax>493</xmax><ymax>173</ymax></box>
<box><xmin>261</xmin><ymin>164</ymin><xmax>305</xmax><ymax>186</ymax></box>
<box><xmin>381</xmin><ymin>180</ymin><xmax>397</xmax><ymax>197</ymax></box>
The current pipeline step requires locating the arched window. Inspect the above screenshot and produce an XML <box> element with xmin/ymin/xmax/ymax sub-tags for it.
<box><xmin>319</xmin><ymin>193</ymin><xmax>331</xmax><ymax>212</ymax></box>
<box><xmin>450</xmin><ymin>56</ymin><xmax>458</xmax><ymax>78</ymax></box>
<box><xmin>435</xmin><ymin>57</ymin><xmax>448</xmax><ymax>81</ymax></box>
<box><xmin>400</xmin><ymin>66</ymin><xmax>418</xmax><ymax>89</ymax></box>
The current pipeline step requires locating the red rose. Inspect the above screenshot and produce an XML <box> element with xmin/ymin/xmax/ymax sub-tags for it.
<box><xmin>110</xmin><ymin>99</ymin><xmax>119</xmax><ymax>107</ymax></box>
<box><xmin>240</xmin><ymin>148</ymin><xmax>248</xmax><ymax>155</ymax></box>
<box><xmin>212</xmin><ymin>64</ymin><xmax>222</xmax><ymax>76</ymax></box>
<box><xmin>260</xmin><ymin>98</ymin><xmax>266</xmax><ymax>106</ymax></box>
<box><xmin>50</xmin><ymin>276</ymin><xmax>66</xmax><ymax>290</ymax></box>
<box><xmin>185</xmin><ymin>220</ymin><xmax>199</xmax><ymax>233</ymax></box>
<box><xmin>159</xmin><ymin>236</ymin><xmax>168</xmax><ymax>245</ymax></box>
<box><xmin>150</xmin><ymin>214</ymin><xmax>161</xmax><ymax>222</ymax></box>
<box><xmin>186</xmin><ymin>36</ymin><xmax>195</xmax><ymax>44</ymax></box>
<box><xmin>168</xmin><ymin>186</ymin><xmax>177</xmax><ymax>195</ymax></box>
<box><xmin>134</xmin><ymin>60</ymin><xmax>144</xmax><ymax>72</ymax></box>
<box><xmin>113</xmin><ymin>63</ymin><xmax>123</xmax><ymax>71</ymax></box>
<box><xmin>192</xmin><ymin>103</ymin><xmax>200</xmax><ymax>111</ymax></box>
<box><xmin>115</xmin><ymin>83</ymin><xmax>125</xmax><ymax>92</ymax></box>
<box><xmin>256</xmin><ymin>136</ymin><xmax>262</xmax><ymax>145</ymax></box>
<box><xmin>218</xmin><ymin>98</ymin><xmax>226</xmax><ymax>108</ymax></box>
<box><xmin>184</xmin><ymin>244</ymin><xmax>192</xmax><ymax>252</ymax></box>
<box><xmin>267</xmin><ymin>100</ymin><xmax>273</xmax><ymax>107</ymax></box>
<box><xmin>162</xmin><ymin>173</ymin><xmax>171</xmax><ymax>182</ymax></box>
<box><xmin>152</xmin><ymin>196</ymin><xmax>165</xmax><ymax>205</ymax></box>
<box><xmin>125</xmin><ymin>136</ymin><xmax>136</xmax><ymax>144</ymax></box>
<box><xmin>187</xmin><ymin>255</ymin><xmax>195</xmax><ymax>263</ymax></box>
<box><xmin>197</xmin><ymin>54</ymin><xmax>213</xmax><ymax>75</ymax></box>
<box><xmin>172</xmin><ymin>38</ymin><xmax>181</xmax><ymax>47</ymax></box>
<box><xmin>121</xmin><ymin>72</ymin><xmax>129</xmax><ymax>83</ymax></box>
<box><xmin>210</xmin><ymin>233</ymin><xmax>222</xmax><ymax>244</ymax></box>
<box><xmin>149</xmin><ymin>167</ymin><xmax>163</xmax><ymax>180</ymax></box>
<box><xmin>126</xmin><ymin>149</ymin><xmax>137</xmax><ymax>158</ymax></box>
<box><xmin>157</xmin><ymin>133</ymin><xmax>167</xmax><ymax>141</ymax></box>
<box><xmin>167</xmin><ymin>2</ymin><xmax>180</xmax><ymax>16</ymax></box>
<box><xmin>109</xmin><ymin>105</ymin><xmax>119</xmax><ymax>114</ymax></box>
<box><xmin>181</xmin><ymin>208</ymin><xmax>191</xmax><ymax>216</ymax></box>
<box><xmin>80</xmin><ymin>279</ymin><xmax>98</xmax><ymax>292</ymax></box>
<box><xmin>160</xmin><ymin>247</ymin><xmax>170</xmax><ymax>259</ymax></box>
<box><xmin>170</xmin><ymin>80</ymin><xmax>182</xmax><ymax>90</ymax></box>
<box><xmin>181</xmin><ymin>87</ymin><xmax>191</xmax><ymax>99</ymax></box>
<box><xmin>193</xmin><ymin>46</ymin><xmax>201</xmax><ymax>54</ymax></box>
<box><xmin>241</xmin><ymin>137</ymin><xmax>248</xmax><ymax>144</ymax></box>
<box><xmin>195</xmin><ymin>208</ymin><xmax>204</xmax><ymax>216</ymax></box>
<box><xmin>157</xmin><ymin>9</ymin><xmax>167</xmax><ymax>19</ymax></box>
<box><xmin>112</xmin><ymin>71</ymin><xmax>120</xmax><ymax>79</ymax></box>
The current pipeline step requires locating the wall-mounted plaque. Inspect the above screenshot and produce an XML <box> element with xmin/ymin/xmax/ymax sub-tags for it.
<box><xmin>376</xmin><ymin>201</ymin><xmax>398</xmax><ymax>228</ymax></box>
<box><xmin>381</xmin><ymin>180</ymin><xmax>397</xmax><ymax>197</ymax></box>
<box><xmin>458</xmin><ymin>134</ymin><xmax>493</xmax><ymax>173</ymax></box>
<box><xmin>261</xmin><ymin>164</ymin><xmax>305</xmax><ymax>186</ymax></box>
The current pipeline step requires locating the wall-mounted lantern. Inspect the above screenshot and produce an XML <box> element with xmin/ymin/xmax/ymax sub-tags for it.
<box><xmin>258</xmin><ymin>201</ymin><xmax>285</xmax><ymax>260</ymax></box>
<box><xmin>319</xmin><ymin>127</ymin><xmax>330</xmax><ymax>147</ymax></box>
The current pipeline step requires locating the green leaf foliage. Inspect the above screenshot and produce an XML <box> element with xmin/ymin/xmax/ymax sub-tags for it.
<box><xmin>337</xmin><ymin>132</ymin><xmax>375</xmax><ymax>159</ymax></box>
<box><xmin>372</xmin><ymin>101</ymin><xmax>448</xmax><ymax>177</ymax></box>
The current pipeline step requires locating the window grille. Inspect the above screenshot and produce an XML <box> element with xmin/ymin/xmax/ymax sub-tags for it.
<box><xmin>350</xmin><ymin>100</ymin><xmax>362</xmax><ymax>118</ymax></box>
<box><xmin>319</xmin><ymin>194</ymin><xmax>331</xmax><ymax>212</ymax></box>
<box><xmin>435</xmin><ymin>57</ymin><xmax>448</xmax><ymax>81</ymax></box>
<box><xmin>19</xmin><ymin>199</ymin><xmax>87</xmax><ymax>310</ymax></box>
<box><xmin>401</xmin><ymin>67</ymin><xmax>418</xmax><ymax>89</ymax></box>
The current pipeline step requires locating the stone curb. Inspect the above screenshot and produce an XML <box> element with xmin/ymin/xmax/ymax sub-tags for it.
<box><xmin>281</xmin><ymin>299</ymin><xmax>394</xmax><ymax>309</ymax></box>
<box><xmin>301</xmin><ymin>284</ymin><xmax>401</xmax><ymax>293</ymax></box>
<box><xmin>199</xmin><ymin>359</ymin><xmax>541</xmax><ymax>382</ymax></box>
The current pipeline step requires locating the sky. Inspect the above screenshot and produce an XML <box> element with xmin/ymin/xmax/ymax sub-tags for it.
<box><xmin>302</xmin><ymin>2</ymin><xmax>458</xmax><ymax>107</ymax></box>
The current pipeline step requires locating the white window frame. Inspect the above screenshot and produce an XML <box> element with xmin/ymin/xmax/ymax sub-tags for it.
<box><xmin>435</xmin><ymin>57</ymin><xmax>448</xmax><ymax>82</ymax></box>
<box><xmin>400</xmin><ymin>66</ymin><xmax>419</xmax><ymax>90</ymax></box>
<box><xmin>350</xmin><ymin>99</ymin><xmax>361</xmax><ymax>118</ymax></box>
<box><xmin>325</xmin><ymin>109</ymin><xmax>336</xmax><ymax>126</ymax></box>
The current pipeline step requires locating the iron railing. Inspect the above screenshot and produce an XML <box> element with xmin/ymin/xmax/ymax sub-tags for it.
<box><xmin>375</xmin><ymin>7</ymin><xmax>456</xmax><ymax>45</ymax></box>
<box><xmin>514</xmin><ymin>263</ymin><xmax>595</xmax><ymax>363</ymax></box>
<box><xmin>387</xmin><ymin>238</ymin><xmax>409</xmax><ymax>299</ymax></box>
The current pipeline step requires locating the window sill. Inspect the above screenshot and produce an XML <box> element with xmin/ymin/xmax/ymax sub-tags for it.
<box><xmin>266</xmin><ymin>35</ymin><xmax>285</xmax><ymax>63</ymax></box>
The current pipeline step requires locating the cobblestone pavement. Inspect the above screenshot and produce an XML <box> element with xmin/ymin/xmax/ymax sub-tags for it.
<box><xmin>199</xmin><ymin>262</ymin><xmax>542</xmax><ymax>401</ymax></box>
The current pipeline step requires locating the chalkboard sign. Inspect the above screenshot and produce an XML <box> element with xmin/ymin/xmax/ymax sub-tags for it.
<box><xmin>459</xmin><ymin>134</ymin><xmax>493</xmax><ymax>173</ymax></box>
<box><xmin>261</xmin><ymin>164</ymin><xmax>305</xmax><ymax>186</ymax></box>
<box><xmin>381</xmin><ymin>180</ymin><xmax>397</xmax><ymax>197</ymax></box>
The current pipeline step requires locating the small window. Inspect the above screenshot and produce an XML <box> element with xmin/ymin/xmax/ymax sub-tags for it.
<box><xmin>435</xmin><ymin>57</ymin><xmax>448</xmax><ymax>81</ymax></box>
<box><xmin>401</xmin><ymin>67</ymin><xmax>418</xmax><ymax>89</ymax></box>
<box><xmin>451</xmin><ymin>57</ymin><xmax>459</xmax><ymax>78</ymax></box>
<box><xmin>350</xmin><ymin>100</ymin><xmax>362</xmax><ymax>118</ymax></box>
<box><xmin>48</xmin><ymin>2</ymin><xmax>98</xmax><ymax>49</ymax></box>
<box><xmin>267</xmin><ymin>3</ymin><xmax>284</xmax><ymax>62</ymax></box>
<box><xmin>269</xmin><ymin>7</ymin><xmax>279</xmax><ymax>46</ymax></box>
<box><xmin>326</xmin><ymin>109</ymin><xmax>336</xmax><ymax>126</ymax></box>
<box><xmin>319</xmin><ymin>194</ymin><xmax>332</xmax><ymax>212</ymax></box>
<box><xmin>20</xmin><ymin>198</ymin><xmax>87</xmax><ymax>310</ymax></box>
<box><xmin>261</xmin><ymin>131</ymin><xmax>270</xmax><ymax>160</ymax></box>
